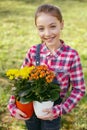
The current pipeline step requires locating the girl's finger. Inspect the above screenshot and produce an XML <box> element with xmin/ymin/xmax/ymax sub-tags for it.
<box><xmin>16</xmin><ymin>109</ymin><xmax>27</xmax><ymax>118</ymax></box>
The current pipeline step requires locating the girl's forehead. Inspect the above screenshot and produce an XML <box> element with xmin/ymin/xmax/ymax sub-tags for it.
<box><xmin>36</xmin><ymin>12</ymin><xmax>56</xmax><ymax>19</ymax></box>
<box><xmin>36</xmin><ymin>13</ymin><xmax>59</xmax><ymax>25</ymax></box>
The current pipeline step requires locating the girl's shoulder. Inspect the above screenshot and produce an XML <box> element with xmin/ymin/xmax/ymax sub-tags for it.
<box><xmin>27</xmin><ymin>44</ymin><xmax>41</xmax><ymax>53</ymax></box>
<box><xmin>60</xmin><ymin>40</ymin><xmax>78</xmax><ymax>56</ymax></box>
<box><xmin>63</xmin><ymin>43</ymin><xmax>79</xmax><ymax>56</ymax></box>
<box><xmin>30</xmin><ymin>43</ymin><xmax>42</xmax><ymax>50</ymax></box>
<box><xmin>29</xmin><ymin>43</ymin><xmax>45</xmax><ymax>53</ymax></box>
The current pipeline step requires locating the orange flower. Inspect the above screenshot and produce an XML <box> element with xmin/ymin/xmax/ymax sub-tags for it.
<box><xmin>29</xmin><ymin>65</ymin><xmax>55</xmax><ymax>82</ymax></box>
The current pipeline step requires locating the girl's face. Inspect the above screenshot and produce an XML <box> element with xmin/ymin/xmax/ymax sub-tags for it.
<box><xmin>36</xmin><ymin>13</ymin><xmax>64</xmax><ymax>49</ymax></box>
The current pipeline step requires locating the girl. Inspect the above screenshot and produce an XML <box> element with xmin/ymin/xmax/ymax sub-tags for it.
<box><xmin>8</xmin><ymin>4</ymin><xmax>85</xmax><ymax>130</ymax></box>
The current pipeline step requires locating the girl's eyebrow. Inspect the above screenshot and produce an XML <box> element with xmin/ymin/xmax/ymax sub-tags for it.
<box><xmin>37</xmin><ymin>23</ymin><xmax>56</xmax><ymax>27</ymax></box>
<box><xmin>37</xmin><ymin>25</ymin><xmax>43</xmax><ymax>27</ymax></box>
<box><xmin>49</xmin><ymin>22</ymin><xmax>56</xmax><ymax>25</ymax></box>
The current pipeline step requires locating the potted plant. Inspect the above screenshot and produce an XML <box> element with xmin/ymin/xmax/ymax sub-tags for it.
<box><xmin>6</xmin><ymin>65</ymin><xmax>60</xmax><ymax>117</ymax></box>
<box><xmin>6</xmin><ymin>66</ymin><xmax>35</xmax><ymax>118</ymax></box>
<box><xmin>28</xmin><ymin>65</ymin><xmax>60</xmax><ymax>116</ymax></box>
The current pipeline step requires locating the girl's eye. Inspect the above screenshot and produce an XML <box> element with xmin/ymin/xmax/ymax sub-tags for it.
<box><xmin>38</xmin><ymin>28</ymin><xmax>44</xmax><ymax>31</ymax></box>
<box><xmin>50</xmin><ymin>25</ymin><xmax>56</xmax><ymax>28</ymax></box>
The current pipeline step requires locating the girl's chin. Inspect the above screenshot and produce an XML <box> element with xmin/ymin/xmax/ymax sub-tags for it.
<box><xmin>45</xmin><ymin>39</ymin><xmax>54</xmax><ymax>43</ymax></box>
<box><xmin>44</xmin><ymin>40</ymin><xmax>54</xmax><ymax>44</ymax></box>
<box><xmin>45</xmin><ymin>43</ymin><xmax>56</xmax><ymax>47</ymax></box>
<box><xmin>44</xmin><ymin>38</ymin><xmax>57</xmax><ymax>45</ymax></box>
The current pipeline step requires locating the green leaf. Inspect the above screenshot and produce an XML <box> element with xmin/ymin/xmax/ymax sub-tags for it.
<box><xmin>18</xmin><ymin>89</ymin><xmax>31</xmax><ymax>97</ymax></box>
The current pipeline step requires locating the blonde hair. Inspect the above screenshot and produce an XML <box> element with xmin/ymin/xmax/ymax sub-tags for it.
<box><xmin>35</xmin><ymin>4</ymin><xmax>63</xmax><ymax>25</ymax></box>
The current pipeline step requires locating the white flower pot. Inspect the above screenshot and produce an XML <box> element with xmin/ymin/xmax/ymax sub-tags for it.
<box><xmin>33</xmin><ymin>101</ymin><xmax>54</xmax><ymax>117</ymax></box>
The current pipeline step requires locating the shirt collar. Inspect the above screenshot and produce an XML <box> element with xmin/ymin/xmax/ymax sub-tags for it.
<box><xmin>41</xmin><ymin>40</ymin><xmax>65</xmax><ymax>57</ymax></box>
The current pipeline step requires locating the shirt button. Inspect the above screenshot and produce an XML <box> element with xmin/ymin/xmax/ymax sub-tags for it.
<box><xmin>48</xmin><ymin>60</ymin><xmax>51</xmax><ymax>65</ymax></box>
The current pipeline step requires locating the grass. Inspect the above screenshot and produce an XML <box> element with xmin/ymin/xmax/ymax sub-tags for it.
<box><xmin>0</xmin><ymin>0</ymin><xmax>87</xmax><ymax>130</ymax></box>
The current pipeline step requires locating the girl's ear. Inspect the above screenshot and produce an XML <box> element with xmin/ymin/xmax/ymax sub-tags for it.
<box><xmin>61</xmin><ymin>20</ymin><xmax>64</xmax><ymax>30</ymax></box>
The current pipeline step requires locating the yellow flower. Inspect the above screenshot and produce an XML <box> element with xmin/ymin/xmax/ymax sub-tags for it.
<box><xmin>6</xmin><ymin>66</ymin><xmax>34</xmax><ymax>79</ymax></box>
<box><xmin>6</xmin><ymin>69</ymin><xmax>19</xmax><ymax>79</ymax></box>
<box><xmin>19</xmin><ymin>66</ymin><xmax>35</xmax><ymax>79</ymax></box>
<box><xmin>9</xmin><ymin>75</ymin><xmax>14</xmax><ymax>80</ymax></box>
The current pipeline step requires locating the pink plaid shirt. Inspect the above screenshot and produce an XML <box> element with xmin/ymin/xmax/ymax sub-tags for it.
<box><xmin>8</xmin><ymin>40</ymin><xmax>85</xmax><ymax>117</ymax></box>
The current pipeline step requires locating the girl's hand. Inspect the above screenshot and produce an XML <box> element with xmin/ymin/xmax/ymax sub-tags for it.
<box><xmin>37</xmin><ymin>108</ymin><xmax>59</xmax><ymax>121</ymax></box>
<box><xmin>7</xmin><ymin>95</ymin><xmax>30</xmax><ymax>120</ymax></box>
<box><xmin>14</xmin><ymin>109</ymin><xmax>30</xmax><ymax>120</ymax></box>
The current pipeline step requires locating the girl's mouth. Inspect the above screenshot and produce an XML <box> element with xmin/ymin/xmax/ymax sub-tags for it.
<box><xmin>44</xmin><ymin>37</ymin><xmax>55</xmax><ymax>42</ymax></box>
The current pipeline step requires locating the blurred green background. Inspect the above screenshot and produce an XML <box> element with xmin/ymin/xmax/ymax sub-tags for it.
<box><xmin>0</xmin><ymin>0</ymin><xmax>87</xmax><ymax>130</ymax></box>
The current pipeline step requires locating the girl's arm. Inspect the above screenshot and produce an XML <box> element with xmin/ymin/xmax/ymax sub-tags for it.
<box><xmin>52</xmin><ymin>53</ymin><xmax>85</xmax><ymax>118</ymax></box>
<box><xmin>7</xmin><ymin>95</ymin><xmax>30</xmax><ymax>120</ymax></box>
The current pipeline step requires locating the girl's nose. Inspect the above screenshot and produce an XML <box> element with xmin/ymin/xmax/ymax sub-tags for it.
<box><xmin>44</xmin><ymin>29</ymin><xmax>51</xmax><ymax>36</ymax></box>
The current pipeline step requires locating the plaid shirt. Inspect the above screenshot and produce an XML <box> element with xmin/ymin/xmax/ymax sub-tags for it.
<box><xmin>8</xmin><ymin>40</ymin><xmax>85</xmax><ymax>118</ymax></box>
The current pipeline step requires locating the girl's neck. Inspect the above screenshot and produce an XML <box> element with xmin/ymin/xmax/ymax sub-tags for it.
<box><xmin>46</xmin><ymin>40</ymin><xmax>62</xmax><ymax>54</ymax></box>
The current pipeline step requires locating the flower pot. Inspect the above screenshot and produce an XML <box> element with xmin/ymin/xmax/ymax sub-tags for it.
<box><xmin>16</xmin><ymin>100</ymin><xmax>34</xmax><ymax>118</ymax></box>
<box><xmin>33</xmin><ymin>101</ymin><xmax>54</xmax><ymax>117</ymax></box>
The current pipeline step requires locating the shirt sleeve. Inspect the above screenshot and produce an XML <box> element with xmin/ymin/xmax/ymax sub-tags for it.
<box><xmin>7</xmin><ymin>95</ymin><xmax>17</xmax><ymax>116</ymax></box>
<box><xmin>21</xmin><ymin>48</ymin><xmax>33</xmax><ymax>68</ymax></box>
<box><xmin>52</xmin><ymin>52</ymin><xmax>85</xmax><ymax>117</ymax></box>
